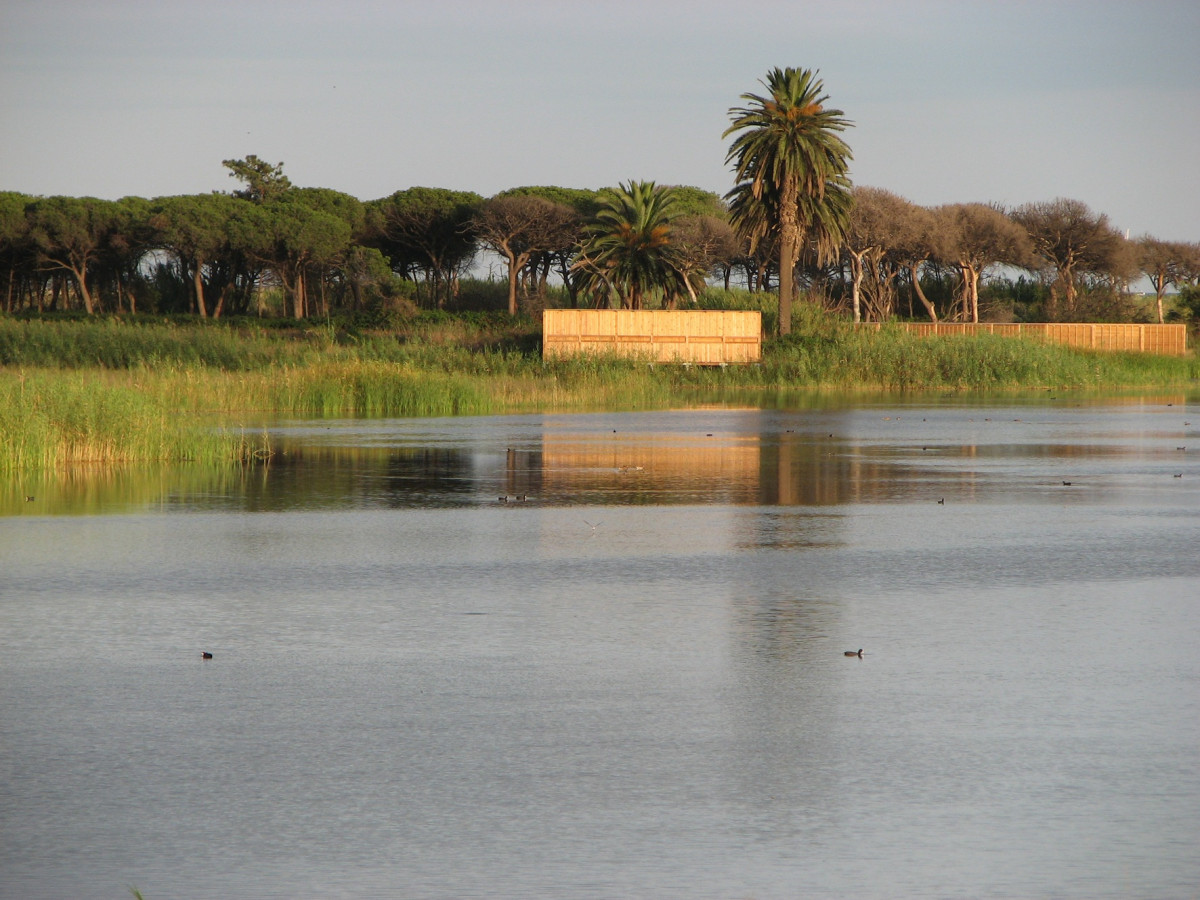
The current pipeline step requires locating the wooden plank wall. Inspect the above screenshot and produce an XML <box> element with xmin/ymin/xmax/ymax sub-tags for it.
<box><xmin>884</xmin><ymin>322</ymin><xmax>1189</xmax><ymax>356</ymax></box>
<box><xmin>543</xmin><ymin>310</ymin><xmax>762</xmax><ymax>364</ymax></box>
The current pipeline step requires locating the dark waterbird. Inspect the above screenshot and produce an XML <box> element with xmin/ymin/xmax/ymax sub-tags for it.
<box><xmin>844</xmin><ymin>649</ymin><xmax>863</xmax><ymax>658</ymax></box>
<box><xmin>201</xmin><ymin>651</ymin><xmax>213</xmax><ymax>659</ymax></box>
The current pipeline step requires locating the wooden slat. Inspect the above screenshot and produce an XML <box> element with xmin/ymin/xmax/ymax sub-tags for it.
<box><xmin>543</xmin><ymin>310</ymin><xmax>762</xmax><ymax>364</ymax></box>
<box><xmin>878</xmin><ymin>322</ymin><xmax>1187</xmax><ymax>356</ymax></box>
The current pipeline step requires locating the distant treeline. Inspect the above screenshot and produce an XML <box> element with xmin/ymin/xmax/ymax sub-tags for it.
<box><xmin>2</xmin><ymin>155</ymin><xmax>1198</xmax><ymax>326</ymax></box>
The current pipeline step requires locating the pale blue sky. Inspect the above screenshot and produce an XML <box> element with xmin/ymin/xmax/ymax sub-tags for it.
<box><xmin>2</xmin><ymin>0</ymin><xmax>1197</xmax><ymax>240</ymax></box>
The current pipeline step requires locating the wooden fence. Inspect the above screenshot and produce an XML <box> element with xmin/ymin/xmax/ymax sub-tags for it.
<box><xmin>880</xmin><ymin>322</ymin><xmax>1189</xmax><ymax>356</ymax></box>
<box><xmin>543</xmin><ymin>309</ymin><xmax>762</xmax><ymax>364</ymax></box>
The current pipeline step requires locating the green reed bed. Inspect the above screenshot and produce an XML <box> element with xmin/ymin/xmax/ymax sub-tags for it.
<box><xmin>750</xmin><ymin>324</ymin><xmax>1199</xmax><ymax>391</ymax></box>
<box><xmin>4</xmin><ymin>312</ymin><xmax>1194</xmax><ymax>390</ymax></box>
<box><xmin>0</xmin><ymin>313</ymin><xmax>541</xmax><ymax>370</ymax></box>
<box><xmin>0</xmin><ymin>315</ymin><xmax>319</xmax><ymax>370</ymax></box>
<box><xmin>0</xmin><ymin>356</ymin><xmax>680</xmax><ymax>471</ymax></box>
<box><xmin>2</xmin><ymin>311</ymin><xmax>1196</xmax><ymax>471</ymax></box>
<box><xmin>267</xmin><ymin>362</ymin><xmax>496</xmax><ymax>417</ymax></box>
<box><xmin>40</xmin><ymin>362</ymin><xmax>498</xmax><ymax>420</ymax></box>
<box><xmin>206</xmin><ymin>357</ymin><xmax>673</xmax><ymax>416</ymax></box>
<box><xmin>0</xmin><ymin>370</ymin><xmax>268</xmax><ymax>472</ymax></box>
<box><xmin>526</xmin><ymin>354</ymin><xmax>680</xmax><ymax>410</ymax></box>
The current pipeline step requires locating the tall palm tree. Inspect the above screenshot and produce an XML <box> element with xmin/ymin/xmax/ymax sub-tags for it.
<box><xmin>572</xmin><ymin>180</ymin><xmax>696</xmax><ymax>309</ymax></box>
<box><xmin>724</xmin><ymin>67</ymin><xmax>853</xmax><ymax>335</ymax></box>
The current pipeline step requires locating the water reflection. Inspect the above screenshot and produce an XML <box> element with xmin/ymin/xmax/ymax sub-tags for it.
<box><xmin>3</xmin><ymin>397</ymin><xmax>1197</xmax><ymax>516</ymax></box>
<box><xmin>3</xmin><ymin>397</ymin><xmax>1199</xmax><ymax>900</ymax></box>
<box><xmin>248</xmin><ymin>445</ymin><xmax>488</xmax><ymax>510</ymax></box>
<box><xmin>1</xmin><ymin>464</ymin><xmax>252</xmax><ymax>516</ymax></box>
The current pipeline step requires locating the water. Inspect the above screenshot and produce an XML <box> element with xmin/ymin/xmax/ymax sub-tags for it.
<box><xmin>2</xmin><ymin>398</ymin><xmax>1199</xmax><ymax>899</ymax></box>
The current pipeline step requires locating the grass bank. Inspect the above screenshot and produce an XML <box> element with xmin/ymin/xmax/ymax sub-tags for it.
<box><xmin>1</xmin><ymin>309</ymin><xmax>1196</xmax><ymax>471</ymax></box>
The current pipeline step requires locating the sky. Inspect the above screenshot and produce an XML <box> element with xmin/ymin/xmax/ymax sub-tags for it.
<box><xmin>2</xmin><ymin>0</ymin><xmax>1197</xmax><ymax>241</ymax></box>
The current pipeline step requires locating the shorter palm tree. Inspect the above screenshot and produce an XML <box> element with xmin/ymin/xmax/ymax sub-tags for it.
<box><xmin>572</xmin><ymin>181</ymin><xmax>697</xmax><ymax>309</ymax></box>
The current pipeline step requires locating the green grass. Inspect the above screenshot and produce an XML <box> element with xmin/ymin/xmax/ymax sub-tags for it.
<box><xmin>0</xmin><ymin>369</ymin><xmax>270</xmax><ymax>470</ymax></box>
<box><xmin>0</xmin><ymin>311</ymin><xmax>541</xmax><ymax>369</ymax></box>
<box><xmin>757</xmin><ymin>321</ymin><xmax>1196</xmax><ymax>391</ymax></box>
<box><xmin>1</xmin><ymin>308</ymin><xmax>1196</xmax><ymax>471</ymax></box>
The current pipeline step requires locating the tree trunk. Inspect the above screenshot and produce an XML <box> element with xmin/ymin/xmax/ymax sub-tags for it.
<box><xmin>1046</xmin><ymin>281</ymin><xmax>1060</xmax><ymax>321</ymax></box>
<box><xmin>502</xmin><ymin>245</ymin><xmax>531</xmax><ymax>316</ymax></box>
<box><xmin>966</xmin><ymin>264</ymin><xmax>980</xmax><ymax>323</ymax></box>
<box><xmin>756</xmin><ymin>261</ymin><xmax>771</xmax><ymax>293</ymax></box>
<box><xmin>778</xmin><ymin>237</ymin><xmax>794</xmax><ymax>336</ymax></box>
<box><xmin>193</xmin><ymin>263</ymin><xmax>209</xmax><ymax>318</ymax></box>
<box><xmin>956</xmin><ymin>263</ymin><xmax>979</xmax><ymax>323</ymax></box>
<box><xmin>562</xmin><ymin>263</ymin><xmax>579</xmax><ymax>308</ymax></box>
<box><xmin>213</xmin><ymin>282</ymin><xmax>229</xmax><ymax>319</ymax></box>
<box><xmin>777</xmin><ymin>177</ymin><xmax>799</xmax><ymax>336</ymax></box>
<box><xmin>848</xmin><ymin>250</ymin><xmax>867</xmax><ymax>323</ymax></box>
<box><xmin>285</xmin><ymin>267</ymin><xmax>306</xmax><ymax>319</ymax></box>
<box><xmin>507</xmin><ymin>254</ymin><xmax>521</xmax><ymax>316</ymax></box>
<box><xmin>909</xmin><ymin>262</ymin><xmax>937</xmax><ymax>322</ymax></box>
<box><xmin>73</xmin><ymin>266</ymin><xmax>95</xmax><ymax>315</ymax></box>
<box><xmin>1152</xmin><ymin>274</ymin><xmax>1166</xmax><ymax>324</ymax></box>
<box><xmin>683</xmin><ymin>275</ymin><xmax>698</xmax><ymax>307</ymax></box>
<box><xmin>1056</xmin><ymin>250</ymin><xmax>1080</xmax><ymax>318</ymax></box>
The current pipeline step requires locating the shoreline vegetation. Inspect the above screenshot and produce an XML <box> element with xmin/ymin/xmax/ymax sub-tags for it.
<box><xmin>2</xmin><ymin>308</ymin><xmax>1197</xmax><ymax>472</ymax></box>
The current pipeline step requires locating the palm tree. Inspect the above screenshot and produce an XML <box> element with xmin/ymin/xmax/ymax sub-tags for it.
<box><xmin>572</xmin><ymin>181</ymin><xmax>696</xmax><ymax>309</ymax></box>
<box><xmin>724</xmin><ymin>67</ymin><xmax>853</xmax><ymax>335</ymax></box>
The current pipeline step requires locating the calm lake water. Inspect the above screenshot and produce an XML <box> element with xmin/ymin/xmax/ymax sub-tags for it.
<box><xmin>2</xmin><ymin>396</ymin><xmax>1199</xmax><ymax>899</ymax></box>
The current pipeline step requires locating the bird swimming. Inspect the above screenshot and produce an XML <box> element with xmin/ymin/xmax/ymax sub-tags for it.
<box><xmin>201</xmin><ymin>651</ymin><xmax>213</xmax><ymax>659</ymax></box>
<box><xmin>844</xmin><ymin>649</ymin><xmax>863</xmax><ymax>657</ymax></box>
